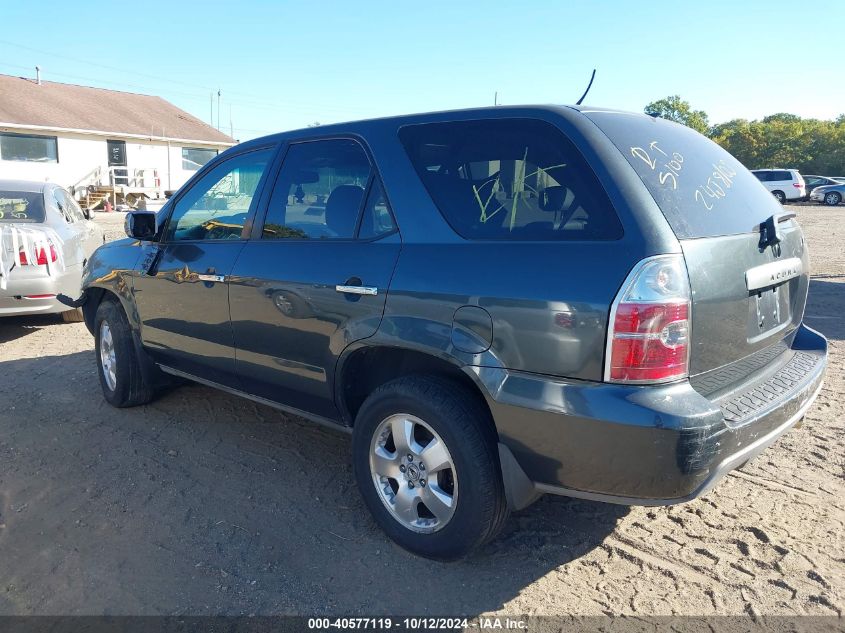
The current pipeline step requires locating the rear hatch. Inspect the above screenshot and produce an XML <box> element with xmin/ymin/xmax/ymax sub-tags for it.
<box><xmin>584</xmin><ymin>111</ymin><xmax>809</xmax><ymax>394</ymax></box>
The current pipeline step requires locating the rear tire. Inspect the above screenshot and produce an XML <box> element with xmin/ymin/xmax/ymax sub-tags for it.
<box><xmin>824</xmin><ymin>192</ymin><xmax>842</xmax><ymax>206</ymax></box>
<box><xmin>772</xmin><ymin>190</ymin><xmax>786</xmax><ymax>204</ymax></box>
<box><xmin>94</xmin><ymin>298</ymin><xmax>155</xmax><ymax>407</ymax></box>
<box><xmin>60</xmin><ymin>307</ymin><xmax>84</xmax><ymax>323</ymax></box>
<box><xmin>352</xmin><ymin>376</ymin><xmax>509</xmax><ymax>560</ymax></box>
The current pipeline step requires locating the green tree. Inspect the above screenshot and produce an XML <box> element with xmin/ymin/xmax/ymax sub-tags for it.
<box><xmin>644</xmin><ymin>95</ymin><xmax>710</xmax><ymax>135</ymax></box>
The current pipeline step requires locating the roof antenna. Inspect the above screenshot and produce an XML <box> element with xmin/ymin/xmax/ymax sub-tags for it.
<box><xmin>575</xmin><ymin>69</ymin><xmax>596</xmax><ymax>106</ymax></box>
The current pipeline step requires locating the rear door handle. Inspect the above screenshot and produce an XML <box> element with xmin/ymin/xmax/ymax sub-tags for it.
<box><xmin>335</xmin><ymin>285</ymin><xmax>378</xmax><ymax>296</ymax></box>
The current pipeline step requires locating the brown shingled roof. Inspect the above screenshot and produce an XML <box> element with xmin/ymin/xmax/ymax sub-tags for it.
<box><xmin>0</xmin><ymin>74</ymin><xmax>235</xmax><ymax>144</ymax></box>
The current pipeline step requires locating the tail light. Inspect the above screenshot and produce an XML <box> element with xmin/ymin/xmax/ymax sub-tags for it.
<box><xmin>793</xmin><ymin>183</ymin><xmax>803</xmax><ymax>188</ymax></box>
<box><xmin>18</xmin><ymin>242</ymin><xmax>58</xmax><ymax>266</ymax></box>
<box><xmin>605</xmin><ymin>254</ymin><xmax>691</xmax><ymax>384</ymax></box>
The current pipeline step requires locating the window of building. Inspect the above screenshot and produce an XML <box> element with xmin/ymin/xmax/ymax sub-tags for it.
<box><xmin>0</xmin><ymin>133</ymin><xmax>58</xmax><ymax>163</ymax></box>
<box><xmin>182</xmin><ymin>147</ymin><xmax>218</xmax><ymax>171</ymax></box>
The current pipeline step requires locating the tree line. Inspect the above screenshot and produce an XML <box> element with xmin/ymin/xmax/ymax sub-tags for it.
<box><xmin>645</xmin><ymin>95</ymin><xmax>845</xmax><ymax>176</ymax></box>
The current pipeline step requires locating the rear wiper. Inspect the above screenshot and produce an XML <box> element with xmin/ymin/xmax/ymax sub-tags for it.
<box><xmin>759</xmin><ymin>211</ymin><xmax>796</xmax><ymax>250</ymax></box>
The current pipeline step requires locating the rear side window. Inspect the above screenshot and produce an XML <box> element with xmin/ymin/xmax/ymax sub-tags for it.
<box><xmin>585</xmin><ymin>111</ymin><xmax>783</xmax><ymax>239</ymax></box>
<box><xmin>399</xmin><ymin>118</ymin><xmax>622</xmax><ymax>240</ymax></box>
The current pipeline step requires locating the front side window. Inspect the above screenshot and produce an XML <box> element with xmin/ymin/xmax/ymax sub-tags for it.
<box><xmin>166</xmin><ymin>148</ymin><xmax>273</xmax><ymax>241</ymax></box>
<box><xmin>0</xmin><ymin>133</ymin><xmax>58</xmax><ymax>163</ymax></box>
<box><xmin>262</xmin><ymin>139</ymin><xmax>372</xmax><ymax>240</ymax></box>
<box><xmin>182</xmin><ymin>147</ymin><xmax>218</xmax><ymax>171</ymax></box>
<box><xmin>399</xmin><ymin>118</ymin><xmax>622</xmax><ymax>240</ymax></box>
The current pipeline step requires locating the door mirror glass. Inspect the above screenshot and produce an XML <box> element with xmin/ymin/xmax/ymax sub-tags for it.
<box><xmin>125</xmin><ymin>211</ymin><xmax>157</xmax><ymax>240</ymax></box>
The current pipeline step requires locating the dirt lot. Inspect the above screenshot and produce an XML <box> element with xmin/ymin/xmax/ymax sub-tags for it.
<box><xmin>0</xmin><ymin>206</ymin><xmax>842</xmax><ymax>616</ymax></box>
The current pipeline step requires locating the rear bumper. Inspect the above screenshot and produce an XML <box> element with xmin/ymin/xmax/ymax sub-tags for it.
<box><xmin>0</xmin><ymin>267</ymin><xmax>80</xmax><ymax>317</ymax></box>
<box><xmin>483</xmin><ymin>323</ymin><xmax>827</xmax><ymax>507</ymax></box>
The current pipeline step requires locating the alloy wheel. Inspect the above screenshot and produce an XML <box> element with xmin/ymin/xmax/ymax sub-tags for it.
<box><xmin>369</xmin><ymin>414</ymin><xmax>458</xmax><ymax>533</ymax></box>
<box><xmin>99</xmin><ymin>321</ymin><xmax>117</xmax><ymax>391</ymax></box>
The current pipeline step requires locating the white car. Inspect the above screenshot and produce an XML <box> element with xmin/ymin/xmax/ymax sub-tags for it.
<box><xmin>0</xmin><ymin>179</ymin><xmax>104</xmax><ymax>320</ymax></box>
<box><xmin>750</xmin><ymin>169</ymin><xmax>806</xmax><ymax>203</ymax></box>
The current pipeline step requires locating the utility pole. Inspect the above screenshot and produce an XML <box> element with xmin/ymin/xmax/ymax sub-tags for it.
<box><xmin>210</xmin><ymin>93</ymin><xmax>213</xmax><ymax>125</ymax></box>
<box><xmin>217</xmin><ymin>89</ymin><xmax>221</xmax><ymax>130</ymax></box>
<box><xmin>229</xmin><ymin>104</ymin><xmax>233</xmax><ymax>138</ymax></box>
<box><xmin>494</xmin><ymin>91</ymin><xmax>498</xmax><ymax>106</ymax></box>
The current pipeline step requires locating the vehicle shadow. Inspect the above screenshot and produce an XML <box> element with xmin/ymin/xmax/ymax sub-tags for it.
<box><xmin>0</xmin><ymin>315</ymin><xmax>63</xmax><ymax>345</ymax></box>
<box><xmin>0</xmin><ymin>350</ymin><xmax>627</xmax><ymax>616</ymax></box>
<box><xmin>804</xmin><ymin>277</ymin><xmax>845</xmax><ymax>341</ymax></box>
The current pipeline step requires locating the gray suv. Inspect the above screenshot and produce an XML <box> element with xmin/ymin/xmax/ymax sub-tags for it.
<box><xmin>76</xmin><ymin>106</ymin><xmax>828</xmax><ymax>560</ymax></box>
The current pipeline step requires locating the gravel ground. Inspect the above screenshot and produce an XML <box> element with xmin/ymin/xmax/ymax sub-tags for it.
<box><xmin>0</xmin><ymin>205</ymin><xmax>842</xmax><ymax>616</ymax></box>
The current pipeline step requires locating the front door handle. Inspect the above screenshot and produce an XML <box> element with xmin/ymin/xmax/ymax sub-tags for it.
<box><xmin>335</xmin><ymin>285</ymin><xmax>378</xmax><ymax>296</ymax></box>
<box><xmin>197</xmin><ymin>274</ymin><xmax>226</xmax><ymax>283</ymax></box>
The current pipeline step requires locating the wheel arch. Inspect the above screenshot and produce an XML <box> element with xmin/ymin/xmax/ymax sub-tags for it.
<box><xmin>336</xmin><ymin>344</ymin><xmax>495</xmax><ymax>432</ymax></box>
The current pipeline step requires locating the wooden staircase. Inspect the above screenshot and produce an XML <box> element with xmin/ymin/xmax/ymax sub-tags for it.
<box><xmin>80</xmin><ymin>189</ymin><xmax>111</xmax><ymax>211</ymax></box>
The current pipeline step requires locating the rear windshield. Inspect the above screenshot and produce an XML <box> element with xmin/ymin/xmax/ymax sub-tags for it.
<box><xmin>584</xmin><ymin>111</ymin><xmax>781</xmax><ymax>239</ymax></box>
<box><xmin>399</xmin><ymin>118</ymin><xmax>623</xmax><ymax>241</ymax></box>
<box><xmin>0</xmin><ymin>191</ymin><xmax>45</xmax><ymax>223</ymax></box>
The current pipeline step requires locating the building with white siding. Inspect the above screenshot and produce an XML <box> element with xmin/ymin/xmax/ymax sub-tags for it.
<box><xmin>0</xmin><ymin>72</ymin><xmax>236</xmax><ymax>209</ymax></box>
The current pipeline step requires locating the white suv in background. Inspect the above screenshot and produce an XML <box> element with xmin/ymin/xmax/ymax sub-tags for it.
<box><xmin>751</xmin><ymin>169</ymin><xmax>806</xmax><ymax>203</ymax></box>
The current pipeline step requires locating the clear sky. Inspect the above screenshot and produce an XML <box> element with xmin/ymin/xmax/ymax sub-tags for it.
<box><xmin>2</xmin><ymin>0</ymin><xmax>842</xmax><ymax>141</ymax></box>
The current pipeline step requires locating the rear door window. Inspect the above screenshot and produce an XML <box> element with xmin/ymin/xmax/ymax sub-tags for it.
<box><xmin>262</xmin><ymin>139</ymin><xmax>373</xmax><ymax>240</ymax></box>
<box><xmin>399</xmin><ymin>118</ymin><xmax>622</xmax><ymax>240</ymax></box>
<box><xmin>585</xmin><ymin>111</ymin><xmax>782</xmax><ymax>239</ymax></box>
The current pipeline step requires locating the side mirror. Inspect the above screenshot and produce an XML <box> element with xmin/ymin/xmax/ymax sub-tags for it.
<box><xmin>125</xmin><ymin>211</ymin><xmax>157</xmax><ymax>240</ymax></box>
<box><xmin>164</xmin><ymin>190</ymin><xmax>175</xmax><ymax>199</ymax></box>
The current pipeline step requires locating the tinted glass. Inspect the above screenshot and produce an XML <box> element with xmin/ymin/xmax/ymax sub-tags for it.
<box><xmin>166</xmin><ymin>149</ymin><xmax>273</xmax><ymax>241</ymax></box>
<box><xmin>182</xmin><ymin>147</ymin><xmax>218</xmax><ymax>171</ymax></box>
<box><xmin>773</xmin><ymin>170</ymin><xmax>792</xmax><ymax>181</ymax></box>
<box><xmin>358</xmin><ymin>180</ymin><xmax>397</xmax><ymax>239</ymax></box>
<box><xmin>0</xmin><ymin>191</ymin><xmax>45</xmax><ymax>222</ymax></box>
<box><xmin>752</xmin><ymin>171</ymin><xmax>768</xmax><ymax>182</ymax></box>
<box><xmin>585</xmin><ymin>111</ymin><xmax>783</xmax><ymax>238</ymax></box>
<box><xmin>399</xmin><ymin>118</ymin><xmax>622</xmax><ymax>240</ymax></box>
<box><xmin>262</xmin><ymin>139</ymin><xmax>371</xmax><ymax>240</ymax></box>
<box><xmin>0</xmin><ymin>133</ymin><xmax>58</xmax><ymax>162</ymax></box>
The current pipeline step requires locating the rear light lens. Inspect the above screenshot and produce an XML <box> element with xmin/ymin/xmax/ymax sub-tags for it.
<box><xmin>793</xmin><ymin>183</ymin><xmax>803</xmax><ymax>188</ymax></box>
<box><xmin>18</xmin><ymin>242</ymin><xmax>58</xmax><ymax>266</ymax></box>
<box><xmin>605</xmin><ymin>255</ymin><xmax>691</xmax><ymax>384</ymax></box>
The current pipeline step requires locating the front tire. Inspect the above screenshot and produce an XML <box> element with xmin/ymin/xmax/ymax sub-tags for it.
<box><xmin>772</xmin><ymin>190</ymin><xmax>786</xmax><ymax>204</ymax></box>
<box><xmin>94</xmin><ymin>298</ymin><xmax>155</xmax><ymax>407</ymax></box>
<box><xmin>352</xmin><ymin>376</ymin><xmax>508</xmax><ymax>560</ymax></box>
<box><xmin>824</xmin><ymin>192</ymin><xmax>842</xmax><ymax>206</ymax></box>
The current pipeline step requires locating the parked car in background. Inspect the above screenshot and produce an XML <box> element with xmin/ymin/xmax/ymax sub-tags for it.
<box><xmin>802</xmin><ymin>175</ymin><xmax>841</xmax><ymax>198</ymax></box>
<box><xmin>76</xmin><ymin>107</ymin><xmax>827</xmax><ymax>560</ymax></box>
<box><xmin>832</xmin><ymin>177</ymin><xmax>845</xmax><ymax>183</ymax></box>
<box><xmin>751</xmin><ymin>169</ymin><xmax>806</xmax><ymax>203</ymax></box>
<box><xmin>0</xmin><ymin>180</ymin><xmax>105</xmax><ymax>320</ymax></box>
<box><xmin>809</xmin><ymin>181</ymin><xmax>845</xmax><ymax>206</ymax></box>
